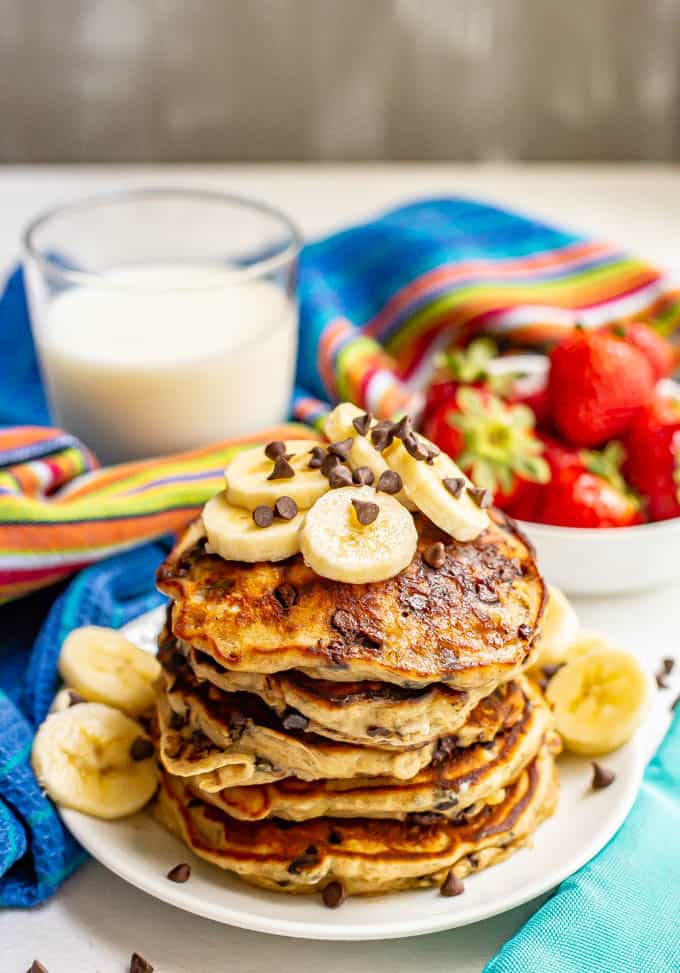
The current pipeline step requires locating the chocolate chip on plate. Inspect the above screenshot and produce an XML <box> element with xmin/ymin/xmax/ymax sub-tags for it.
<box><xmin>351</xmin><ymin>498</ymin><xmax>379</xmax><ymax>526</ymax></box>
<box><xmin>27</xmin><ymin>962</ymin><xmax>48</xmax><ymax>973</ymax></box>
<box><xmin>328</xmin><ymin>465</ymin><xmax>353</xmax><ymax>488</ymax></box>
<box><xmin>252</xmin><ymin>505</ymin><xmax>274</xmax><ymax>528</ymax></box>
<box><xmin>322</xmin><ymin>881</ymin><xmax>347</xmax><ymax>908</ymax></box>
<box><xmin>274</xmin><ymin>583</ymin><xmax>297</xmax><ymax>609</ymax></box>
<box><xmin>129</xmin><ymin>954</ymin><xmax>154</xmax><ymax>973</ymax></box>
<box><xmin>662</xmin><ymin>656</ymin><xmax>675</xmax><ymax>674</ymax></box>
<box><xmin>423</xmin><ymin>541</ymin><xmax>446</xmax><ymax>569</ymax></box>
<box><xmin>264</xmin><ymin>440</ymin><xmax>287</xmax><ymax>460</ymax></box>
<box><xmin>467</xmin><ymin>486</ymin><xmax>492</xmax><ymax>508</ymax></box>
<box><xmin>274</xmin><ymin>496</ymin><xmax>298</xmax><ymax>520</ymax></box>
<box><xmin>129</xmin><ymin>736</ymin><xmax>154</xmax><ymax>762</ymax></box>
<box><xmin>328</xmin><ymin>438</ymin><xmax>354</xmax><ymax>461</ymax></box>
<box><xmin>267</xmin><ymin>455</ymin><xmax>295</xmax><ymax>480</ymax></box>
<box><xmin>352</xmin><ymin>465</ymin><xmax>375</xmax><ymax>486</ymax></box>
<box><xmin>166</xmin><ymin>862</ymin><xmax>191</xmax><ymax>883</ymax></box>
<box><xmin>352</xmin><ymin>413</ymin><xmax>372</xmax><ymax>436</ymax></box>
<box><xmin>443</xmin><ymin>477</ymin><xmax>465</xmax><ymax>498</ymax></box>
<box><xmin>440</xmin><ymin>870</ymin><xmax>465</xmax><ymax>897</ymax></box>
<box><xmin>656</xmin><ymin>671</ymin><xmax>669</xmax><ymax>690</ymax></box>
<box><xmin>282</xmin><ymin>711</ymin><xmax>310</xmax><ymax>732</ymax></box>
<box><xmin>376</xmin><ymin>470</ymin><xmax>402</xmax><ymax>494</ymax></box>
<box><xmin>591</xmin><ymin>762</ymin><xmax>616</xmax><ymax>790</ymax></box>
<box><xmin>308</xmin><ymin>445</ymin><xmax>326</xmax><ymax>469</ymax></box>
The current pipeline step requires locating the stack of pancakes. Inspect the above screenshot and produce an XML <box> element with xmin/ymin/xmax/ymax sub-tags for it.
<box><xmin>153</xmin><ymin>511</ymin><xmax>560</xmax><ymax>899</ymax></box>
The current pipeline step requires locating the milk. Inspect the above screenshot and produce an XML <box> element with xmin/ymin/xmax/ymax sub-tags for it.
<box><xmin>36</xmin><ymin>266</ymin><xmax>298</xmax><ymax>464</ymax></box>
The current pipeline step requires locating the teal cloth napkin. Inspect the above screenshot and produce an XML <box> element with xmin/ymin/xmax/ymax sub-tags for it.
<box><xmin>484</xmin><ymin>712</ymin><xmax>680</xmax><ymax>973</ymax></box>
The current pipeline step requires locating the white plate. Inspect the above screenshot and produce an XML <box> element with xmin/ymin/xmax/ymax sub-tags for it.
<box><xmin>58</xmin><ymin>605</ymin><xmax>649</xmax><ymax>941</ymax></box>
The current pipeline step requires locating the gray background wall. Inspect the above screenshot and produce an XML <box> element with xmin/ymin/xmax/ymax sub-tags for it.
<box><xmin>2</xmin><ymin>0</ymin><xmax>680</xmax><ymax>163</ymax></box>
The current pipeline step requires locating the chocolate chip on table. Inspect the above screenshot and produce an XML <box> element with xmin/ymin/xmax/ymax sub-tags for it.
<box><xmin>274</xmin><ymin>583</ymin><xmax>297</xmax><ymax>609</ymax></box>
<box><xmin>467</xmin><ymin>486</ymin><xmax>492</xmax><ymax>508</ymax></box>
<box><xmin>662</xmin><ymin>656</ymin><xmax>675</xmax><ymax>674</ymax></box>
<box><xmin>252</xmin><ymin>505</ymin><xmax>274</xmax><ymax>528</ymax></box>
<box><xmin>166</xmin><ymin>862</ymin><xmax>191</xmax><ymax>883</ymax></box>
<box><xmin>352</xmin><ymin>413</ymin><xmax>372</xmax><ymax>436</ymax></box>
<box><xmin>27</xmin><ymin>962</ymin><xmax>48</xmax><ymax>973</ymax></box>
<box><xmin>352</xmin><ymin>465</ymin><xmax>375</xmax><ymax>486</ymax></box>
<box><xmin>591</xmin><ymin>762</ymin><xmax>616</xmax><ymax>789</ymax></box>
<box><xmin>351</xmin><ymin>498</ymin><xmax>379</xmax><ymax>526</ymax></box>
<box><xmin>328</xmin><ymin>438</ymin><xmax>354</xmax><ymax>461</ymax></box>
<box><xmin>443</xmin><ymin>477</ymin><xmax>465</xmax><ymax>498</ymax></box>
<box><xmin>265</xmin><ymin>440</ymin><xmax>287</xmax><ymax>461</ymax></box>
<box><xmin>282</xmin><ymin>711</ymin><xmax>310</xmax><ymax>732</ymax></box>
<box><xmin>423</xmin><ymin>541</ymin><xmax>446</xmax><ymax>569</ymax></box>
<box><xmin>308</xmin><ymin>445</ymin><xmax>326</xmax><ymax>469</ymax></box>
<box><xmin>130</xmin><ymin>954</ymin><xmax>154</xmax><ymax>973</ymax></box>
<box><xmin>274</xmin><ymin>496</ymin><xmax>298</xmax><ymax>520</ymax></box>
<box><xmin>328</xmin><ymin>465</ymin><xmax>353</xmax><ymax>489</ymax></box>
<box><xmin>322</xmin><ymin>881</ymin><xmax>347</xmax><ymax>908</ymax></box>
<box><xmin>440</xmin><ymin>870</ymin><xmax>464</xmax><ymax>897</ymax></box>
<box><xmin>129</xmin><ymin>736</ymin><xmax>154</xmax><ymax>762</ymax></box>
<box><xmin>267</xmin><ymin>455</ymin><xmax>295</xmax><ymax>480</ymax></box>
<box><xmin>376</xmin><ymin>470</ymin><xmax>402</xmax><ymax>494</ymax></box>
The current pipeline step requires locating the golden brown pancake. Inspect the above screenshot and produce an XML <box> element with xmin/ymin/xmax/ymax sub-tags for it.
<box><xmin>152</xmin><ymin>743</ymin><xmax>559</xmax><ymax>896</ymax></box>
<box><xmin>157</xmin><ymin>511</ymin><xmax>545</xmax><ymax>691</ymax></box>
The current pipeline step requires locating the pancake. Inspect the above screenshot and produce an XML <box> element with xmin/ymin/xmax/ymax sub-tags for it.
<box><xmin>157</xmin><ymin>510</ymin><xmax>545</xmax><ymax>691</ymax></box>
<box><xmin>152</xmin><ymin>743</ymin><xmax>559</xmax><ymax>896</ymax></box>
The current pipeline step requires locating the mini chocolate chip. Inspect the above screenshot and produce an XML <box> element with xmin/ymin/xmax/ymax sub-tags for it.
<box><xmin>166</xmin><ymin>862</ymin><xmax>191</xmax><ymax>883</ymax></box>
<box><xmin>424</xmin><ymin>443</ymin><xmax>440</xmax><ymax>464</ymax></box>
<box><xmin>322</xmin><ymin>881</ymin><xmax>346</xmax><ymax>908</ymax></box>
<box><xmin>352</xmin><ymin>413</ymin><xmax>372</xmax><ymax>436</ymax></box>
<box><xmin>267</xmin><ymin>455</ymin><xmax>295</xmax><ymax>480</ymax></box>
<box><xmin>467</xmin><ymin>486</ymin><xmax>492</xmax><ymax>508</ymax></box>
<box><xmin>308</xmin><ymin>445</ymin><xmax>326</xmax><ymax>468</ymax></box>
<box><xmin>371</xmin><ymin>421</ymin><xmax>395</xmax><ymax>451</ymax></box>
<box><xmin>66</xmin><ymin>689</ymin><xmax>85</xmax><ymax>707</ymax></box>
<box><xmin>282</xmin><ymin>711</ymin><xmax>310</xmax><ymax>732</ymax></box>
<box><xmin>328</xmin><ymin>829</ymin><xmax>343</xmax><ymax>845</ymax></box>
<box><xmin>443</xmin><ymin>477</ymin><xmax>465</xmax><ymax>498</ymax></box>
<box><xmin>537</xmin><ymin>676</ymin><xmax>549</xmax><ymax>693</ymax></box>
<box><xmin>305</xmin><ymin>844</ymin><xmax>318</xmax><ymax>855</ymax></box>
<box><xmin>408</xmin><ymin>812</ymin><xmax>444</xmax><ymax>826</ymax></box>
<box><xmin>130</xmin><ymin>736</ymin><xmax>154</xmax><ymax>762</ymax></box>
<box><xmin>288</xmin><ymin>854</ymin><xmax>319</xmax><ymax>874</ymax></box>
<box><xmin>253</xmin><ymin>505</ymin><xmax>274</xmax><ymax>527</ymax></box>
<box><xmin>591</xmin><ymin>762</ymin><xmax>616</xmax><ymax>789</ymax></box>
<box><xmin>265</xmin><ymin>440</ymin><xmax>287</xmax><ymax>460</ymax></box>
<box><xmin>423</xmin><ymin>541</ymin><xmax>446</xmax><ymax>569</ymax></box>
<box><xmin>435</xmin><ymin>798</ymin><xmax>458</xmax><ymax>810</ymax></box>
<box><xmin>331</xmin><ymin>609</ymin><xmax>356</xmax><ymax>637</ymax></box>
<box><xmin>656</xmin><ymin>672</ymin><xmax>669</xmax><ymax>690</ymax></box>
<box><xmin>274</xmin><ymin>583</ymin><xmax>297</xmax><ymax>609</ymax></box>
<box><xmin>517</xmin><ymin>623</ymin><xmax>533</xmax><ymax>640</ymax></box>
<box><xmin>130</xmin><ymin>954</ymin><xmax>154</xmax><ymax>973</ymax></box>
<box><xmin>393</xmin><ymin>415</ymin><xmax>414</xmax><ymax>440</ymax></box>
<box><xmin>274</xmin><ymin>496</ymin><xmax>298</xmax><ymax>520</ymax></box>
<box><xmin>366</xmin><ymin>725</ymin><xmax>389</xmax><ymax>737</ymax></box>
<box><xmin>351</xmin><ymin>498</ymin><xmax>379</xmax><ymax>525</ymax></box>
<box><xmin>376</xmin><ymin>470</ymin><xmax>403</xmax><ymax>494</ymax></box>
<box><xmin>542</xmin><ymin>663</ymin><xmax>565</xmax><ymax>680</ymax></box>
<box><xmin>169</xmin><ymin>711</ymin><xmax>187</xmax><ymax>730</ymax></box>
<box><xmin>402</xmin><ymin>432</ymin><xmax>429</xmax><ymax>460</ymax></box>
<box><xmin>328</xmin><ymin>465</ymin><xmax>353</xmax><ymax>488</ymax></box>
<box><xmin>321</xmin><ymin>452</ymin><xmax>341</xmax><ymax>477</ymax></box>
<box><xmin>27</xmin><ymin>962</ymin><xmax>48</xmax><ymax>973</ymax></box>
<box><xmin>662</xmin><ymin>656</ymin><xmax>675</xmax><ymax>674</ymax></box>
<box><xmin>328</xmin><ymin>438</ymin><xmax>354</xmax><ymax>461</ymax></box>
<box><xmin>440</xmin><ymin>871</ymin><xmax>464</xmax><ymax>897</ymax></box>
<box><xmin>352</xmin><ymin>465</ymin><xmax>375</xmax><ymax>486</ymax></box>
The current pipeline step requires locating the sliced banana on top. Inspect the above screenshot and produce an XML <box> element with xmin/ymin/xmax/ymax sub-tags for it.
<box><xmin>59</xmin><ymin>626</ymin><xmax>160</xmax><ymax>717</ymax></box>
<box><xmin>531</xmin><ymin>585</ymin><xmax>579</xmax><ymax>671</ymax></box>
<box><xmin>32</xmin><ymin>703</ymin><xmax>158</xmax><ymax>819</ymax></box>
<box><xmin>300</xmin><ymin>485</ymin><xmax>418</xmax><ymax>583</ymax></box>
<box><xmin>383</xmin><ymin>431</ymin><xmax>490</xmax><ymax>541</ymax></box>
<box><xmin>546</xmin><ymin>647</ymin><xmax>649</xmax><ymax>756</ymax></box>
<box><xmin>225</xmin><ymin>440</ymin><xmax>329</xmax><ymax>511</ymax></box>
<box><xmin>203</xmin><ymin>491</ymin><xmax>305</xmax><ymax>563</ymax></box>
<box><xmin>565</xmin><ymin>633</ymin><xmax>611</xmax><ymax>663</ymax></box>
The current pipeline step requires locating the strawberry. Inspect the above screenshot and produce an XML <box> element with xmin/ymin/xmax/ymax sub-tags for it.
<box><xmin>548</xmin><ymin>327</ymin><xmax>655</xmax><ymax>447</ymax></box>
<box><xmin>506</xmin><ymin>375</ymin><xmax>552</xmax><ymax>431</ymax></box>
<box><xmin>624</xmin><ymin>395</ymin><xmax>680</xmax><ymax>521</ymax></box>
<box><xmin>424</xmin><ymin>338</ymin><xmax>512</xmax><ymax>420</ymax></box>
<box><xmin>600</xmin><ymin>321</ymin><xmax>675</xmax><ymax>382</ymax></box>
<box><xmin>422</xmin><ymin>386</ymin><xmax>549</xmax><ymax>510</ymax></box>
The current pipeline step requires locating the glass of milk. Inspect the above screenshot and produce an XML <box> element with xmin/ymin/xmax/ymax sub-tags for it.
<box><xmin>23</xmin><ymin>188</ymin><xmax>301</xmax><ymax>464</ymax></box>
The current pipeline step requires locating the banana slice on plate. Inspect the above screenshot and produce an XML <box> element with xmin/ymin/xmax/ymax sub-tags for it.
<box><xmin>203</xmin><ymin>490</ymin><xmax>305</xmax><ymax>563</ymax></box>
<box><xmin>300</xmin><ymin>485</ymin><xmax>417</xmax><ymax>583</ymax></box>
<box><xmin>225</xmin><ymin>440</ymin><xmax>329</xmax><ymax>511</ymax></box>
<box><xmin>546</xmin><ymin>647</ymin><xmax>649</xmax><ymax>756</ymax></box>
<box><xmin>531</xmin><ymin>585</ymin><xmax>579</xmax><ymax>670</ymax></box>
<box><xmin>59</xmin><ymin>626</ymin><xmax>160</xmax><ymax>717</ymax></box>
<box><xmin>383</xmin><ymin>431</ymin><xmax>490</xmax><ymax>541</ymax></box>
<box><xmin>32</xmin><ymin>702</ymin><xmax>158</xmax><ymax>819</ymax></box>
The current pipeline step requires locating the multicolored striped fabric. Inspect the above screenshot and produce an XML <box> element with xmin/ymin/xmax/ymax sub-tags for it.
<box><xmin>2</xmin><ymin>196</ymin><xmax>680</xmax><ymax>605</ymax></box>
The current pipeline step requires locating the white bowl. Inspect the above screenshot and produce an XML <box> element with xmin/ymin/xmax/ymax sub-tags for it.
<box><xmin>486</xmin><ymin>356</ymin><xmax>680</xmax><ymax>596</ymax></box>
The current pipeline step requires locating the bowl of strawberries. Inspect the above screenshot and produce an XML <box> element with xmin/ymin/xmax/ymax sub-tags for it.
<box><xmin>420</xmin><ymin>325</ymin><xmax>680</xmax><ymax>595</ymax></box>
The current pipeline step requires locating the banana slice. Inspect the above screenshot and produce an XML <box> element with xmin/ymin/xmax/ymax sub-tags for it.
<box><xmin>383</xmin><ymin>432</ymin><xmax>490</xmax><ymax>541</ymax></box>
<box><xmin>32</xmin><ymin>703</ymin><xmax>158</xmax><ymax>819</ymax></box>
<box><xmin>531</xmin><ymin>585</ymin><xmax>579</xmax><ymax>670</ymax></box>
<box><xmin>546</xmin><ymin>647</ymin><xmax>649</xmax><ymax>755</ymax></box>
<box><xmin>300</xmin><ymin>485</ymin><xmax>417</xmax><ymax>583</ymax></box>
<box><xmin>59</xmin><ymin>626</ymin><xmax>160</xmax><ymax>717</ymax></box>
<box><xmin>322</xmin><ymin>403</ymin><xmax>414</xmax><ymax>507</ymax></box>
<box><xmin>202</xmin><ymin>490</ymin><xmax>305</xmax><ymax>563</ymax></box>
<box><xmin>225</xmin><ymin>440</ymin><xmax>329</xmax><ymax>511</ymax></box>
<box><xmin>565</xmin><ymin>632</ymin><xmax>611</xmax><ymax>663</ymax></box>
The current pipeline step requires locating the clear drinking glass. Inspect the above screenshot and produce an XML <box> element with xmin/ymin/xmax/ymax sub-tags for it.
<box><xmin>23</xmin><ymin>188</ymin><xmax>301</xmax><ymax>464</ymax></box>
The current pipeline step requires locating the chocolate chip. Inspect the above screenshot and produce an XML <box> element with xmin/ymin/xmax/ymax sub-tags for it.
<box><xmin>517</xmin><ymin>623</ymin><xmax>533</xmax><ymax>640</ymax></box>
<box><xmin>443</xmin><ymin>477</ymin><xmax>465</xmax><ymax>498</ymax></box>
<box><xmin>305</xmin><ymin>844</ymin><xmax>318</xmax><ymax>855</ymax></box>
<box><xmin>351</xmin><ymin>498</ymin><xmax>379</xmax><ymax>525</ymax></box>
<box><xmin>328</xmin><ymin>829</ymin><xmax>343</xmax><ymax>845</ymax></box>
<box><xmin>322</xmin><ymin>881</ymin><xmax>346</xmax><ymax>908</ymax></box>
<box><xmin>274</xmin><ymin>496</ymin><xmax>298</xmax><ymax>520</ymax></box>
<box><xmin>166</xmin><ymin>862</ymin><xmax>191</xmax><ymax>883</ymax></box>
<box><xmin>308</xmin><ymin>445</ymin><xmax>326</xmax><ymax>468</ymax></box>
<box><xmin>27</xmin><ymin>962</ymin><xmax>48</xmax><ymax>973</ymax></box>
<box><xmin>130</xmin><ymin>736</ymin><xmax>154</xmax><ymax>762</ymax></box>
<box><xmin>424</xmin><ymin>443</ymin><xmax>440</xmax><ymax>465</ymax></box>
<box><xmin>253</xmin><ymin>505</ymin><xmax>274</xmax><ymax>527</ymax></box>
<box><xmin>265</xmin><ymin>440</ymin><xmax>287</xmax><ymax>460</ymax></box>
<box><xmin>591</xmin><ymin>762</ymin><xmax>616</xmax><ymax>789</ymax></box>
<box><xmin>130</xmin><ymin>954</ymin><xmax>154</xmax><ymax>973</ymax></box>
<box><xmin>328</xmin><ymin>438</ymin><xmax>354</xmax><ymax>461</ymax></box>
<box><xmin>376</xmin><ymin>470</ymin><xmax>402</xmax><ymax>494</ymax></box>
<box><xmin>328</xmin><ymin>465</ymin><xmax>353</xmax><ymax>488</ymax></box>
<box><xmin>66</xmin><ymin>689</ymin><xmax>85</xmax><ymax>707</ymax></box>
<box><xmin>662</xmin><ymin>656</ymin><xmax>675</xmax><ymax>674</ymax></box>
<box><xmin>393</xmin><ymin>415</ymin><xmax>414</xmax><ymax>440</ymax></box>
<box><xmin>267</xmin><ymin>455</ymin><xmax>295</xmax><ymax>480</ymax></box>
<box><xmin>366</xmin><ymin>725</ymin><xmax>389</xmax><ymax>737</ymax></box>
<box><xmin>537</xmin><ymin>676</ymin><xmax>549</xmax><ymax>693</ymax></box>
<box><xmin>352</xmin><ymin>465</ymin><xmax>375</xmax><ymax>486</ymax></box>
<box><xmin>656</xmin><ymin>672</ymin><xmax>669</xmax><ymax>690</ymax></box>
<box><xmin>331</xmin><ymin>609</ymin><xmax>356</xmax><ymax>637</ymax></box>
<box><xmin>274</xmin><ymin>583</ymin><xmax>297</xmax><ymax>609</ymax></box>
<box><xmin>371</xmin><ymin>421</ymin><xmax>395</xmax><ymax>451</ymax></box>
<box><xmin>288</xmin><ymin>853</ymin><xmax>319</xmax><ymax>874</ymax></box>
<box><xmin>402</xmin><ymin>432</ymin><xmax>429</xmax><ymax>460</ymax></box>
<box><xmin>440</xmin><ymin>871</ymin><xmax>464</xmax><ymax>897</ymax></box>
<box><xmin>407</xmin><ymin>812</ymin><xmax>444</xmax><ymax>826</ymax></box>
<box><xmin>321</xmin><ymin>452</ymin><xmax>341</xmax><ymax>477</ymax></box>
<box><xmin>434</xmin><ymin>798</ymin><xmax>458</xmax><ymax>810</ymax></box>
<box><xmin>423</xmin><ymin>541</ymin><xmax>446</xmax><ymax>569</ymax></box>
<box><xmin>282</xmin><ymin>711</ymin><xmax>310</xmax><ymax>732</ymax></box>
<box><xmin>541</xmin><ymin>664</ymin><xmax>564</xmax><ymax>680</ymax></box>
<box><xmin>169</xmin><ymin>711</ymin><xmax>187</xmax><ymax>730</ymax></box>
<box><xmin>352</xmin><ymin>413</ymin><xmax>372</xmax><ymax>436</ymax></box>
<box><xmin>467</xmin><ymin>486</ymin><xmax>492</xmax><ymax>508</ymax></box>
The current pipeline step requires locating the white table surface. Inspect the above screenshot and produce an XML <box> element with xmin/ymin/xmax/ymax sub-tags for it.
<box><xmin>1</xmin><ymin>164</ymin><xmax>679</xmax><ymax>973</ymax></box>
